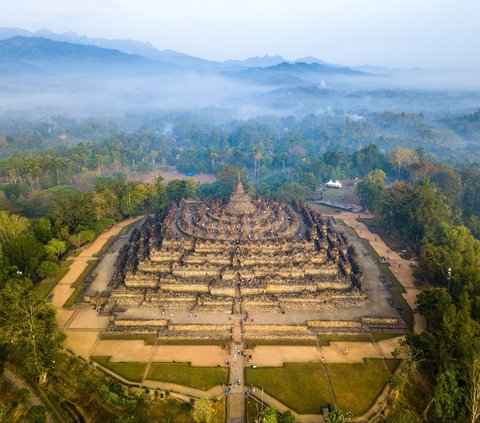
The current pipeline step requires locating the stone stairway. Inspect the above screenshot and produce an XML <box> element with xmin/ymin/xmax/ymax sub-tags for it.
<box><xmin>228</xmin><ymin>292</ymin><xmax>245</xmax><ymax>423</ymax></box>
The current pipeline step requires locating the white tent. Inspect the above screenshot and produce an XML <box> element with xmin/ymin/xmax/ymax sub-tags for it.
<box><xmin>326</xmin><ymin>179</ymin><xmax>342</xmax><ymax>189</ymax></box>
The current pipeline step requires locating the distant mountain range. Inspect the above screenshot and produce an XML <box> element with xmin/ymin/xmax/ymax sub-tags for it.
<box><xmin>0</xmin><ymin>36</ymin><xmax>180</xmax><ymax>76</ymax></box>
<box><xmin>0</xmin><ymin>28</ymin><xmax>372</xmax><ymax>86</ymax></box>
<box><xmin>222</xmin><ymin>61</ymin><xmax>365</xmax><ymax>86</ymax></box>
<box><xmin>0</xmin><ymin>27</ymin><xmax>342</xmax><ymax>70</ymax></box>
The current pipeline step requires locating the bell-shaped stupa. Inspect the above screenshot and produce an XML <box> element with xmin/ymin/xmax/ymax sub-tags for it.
<box><xmin>224</xmin><ymin>181</ymin><xmax>256</xmax><ymax>215</ymax></box>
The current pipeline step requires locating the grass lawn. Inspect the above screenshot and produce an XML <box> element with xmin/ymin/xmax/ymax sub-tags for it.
<box><xmin>317</xmin><ymin>334</ymin><xmax>373</xmax><ymax>345</ymax></box>
<box><xmin>358</xmin><ymin>218</ymin><xmax>406</xmax><ymax>253</ymax></box>
<box><xmin>147</xmin><ymin>363</ymin><xmax>228</xmax><ymax>390</ymax></box>
<box><xmin>100</xmin><ymin>334</ymin><xmax>229</xmax><ymax>347</ymax></box>
<box><xmin>154</xmin><ymin>338</ymin><xmax>229</xmax><ymax>347</ymax></box>
<box><xmin>245</xmin><ymin>338</ymin><xmax>317</xmax><ymax>348</ymax></box>
<box><xmin>372</xmin><ymin>332</ymin><xmax>406</xmax><ymax>342</ymax></box>
<box><xmin>245</xmin><ymin>363</ymin><xmax>332</xmax><ymax>414</ymax></box>
<box><xmin>379</xmin><ymin>262</ymin><xmax>414</xmax><ymax>330</ymax></box>
<box><xmin>34</xmin><ymin>259</ymin><xmax>72</xmax><ymax>299</ymax></box>
<box><xmin>100</xmin><ymin>333</ymin><xmax>158</xmax><ymax>344</ymax></box>
<box><xmin>91</xmin><ymin>356</ymin><xmax>147</xmax><ymax>383</ymax></box>
<box><xmin>63</xmin><ymin>259</ymin><xmax>97</xmax><ymax>308</ymax></box>
<box><xmin>93</xmin><ymin>236</ymin><xmax>116</xmax><ymax>258</ymax></box>
<box><xmin>328</xmin><ymin>359</ymin><xmax>400</xmax><ymax>416</ymax></box>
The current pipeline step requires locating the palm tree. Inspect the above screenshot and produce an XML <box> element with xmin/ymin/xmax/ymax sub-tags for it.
<box><xmin>253</xmin><ymin>147</ymin><xmax>262</xmax><ymax>180</ymax></box>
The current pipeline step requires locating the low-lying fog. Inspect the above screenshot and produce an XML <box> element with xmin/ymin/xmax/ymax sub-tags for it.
<box><xmin>1</xmin><ymin>67</ymin><xmax>480</xmax><ymax>121</ymax></box>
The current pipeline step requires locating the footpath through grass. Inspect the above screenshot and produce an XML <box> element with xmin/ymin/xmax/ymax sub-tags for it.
<box><xmin>246</xmin><ymin>363</ymin><xmax>331</xmax><ymax>414</ymax></box>
<box><xmin>147</xmin><ymin>362</ymin><xmax>228</xmax><ymax>390</ymax></box>
<box><xmin>246</xmin><ymin>359</ymin><xmax>400</xmax><ymax>416</ymax></box>
<box><xmin>329</xmin><ymin>359</ymin><xmax>400</xmax><ymax>416</ymax></box>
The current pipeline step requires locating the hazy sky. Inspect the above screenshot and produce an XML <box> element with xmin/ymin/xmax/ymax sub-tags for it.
<box><xmin>2</xmin><ymin>0</ymin><xmax>480</xmax><ymax>69</ymax></box>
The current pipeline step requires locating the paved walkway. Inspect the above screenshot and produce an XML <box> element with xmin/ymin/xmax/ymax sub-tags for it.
<box><xmin>310</xmin><ymin>206</ymin><xmax>426</xmax><ymax>334</ymax></box>
<box><xmin>228</xmin><ymin>291</ymin><xmax>245</xmax><ymax>423</ymax></box>
<box><xmin>52</xmin><ymin>216</ymin><xmax>144</xmax><ymax>361</ymax></box>
<box><xmin>1</xmin><ymin>366</ymin><xmax>54</xmax><ymax>423</ymax></box>
<box><xmin>338</xmin><ymin>213</ymin><xmax>426</xmax><ymax>333</ymax></box>
<box><xmin>51</xmin><ymin>216</ymin><xmax>143</xmax><ymax>314</ymax></box>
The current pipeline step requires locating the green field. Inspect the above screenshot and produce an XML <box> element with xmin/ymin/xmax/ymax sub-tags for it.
<box><xmin>246</xmin><ymin>363</ymin><xmax>331</xmax><ymax>414</ymax></box>
<box><xmin>147</xmin><ymin>363</ymin><xmax>228</xmax><ymax>390</ymax></box>
<box><xmin>317</xmin><ymin>334</ymin><xmax>373</xmax><ymax>345</ymax></box>
<box><xmin>246</xmin><ymin>359</ymin><xmax>400</xmax><ymax>416</ymax></box>
<box><xmin>92</xmin><ymin>356</ymin><xmax>147</xmax><ymax>382</ymax></box>
<box><xmin>245</xmin><ymin>338</ymin><xmax>317</xmax><ymax>348</ymax></box>
<box><xmin>328</xmin><ymin>359</ymin><xmax>400</xmax><ymax>416</ymax></box>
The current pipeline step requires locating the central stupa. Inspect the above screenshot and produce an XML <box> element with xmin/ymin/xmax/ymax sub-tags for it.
<box><xmin>224</xmin><ymin>181</ymin><xmax>256</xmax><ymax>215</ymax></box>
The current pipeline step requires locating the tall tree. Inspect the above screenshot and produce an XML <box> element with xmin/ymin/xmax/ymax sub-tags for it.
<box><xmin>0</xmin><ymin>279</ymin><xmax>61</xmax><ymax>382</ymax></box>
<box><xmin>356</xmin><ymin>169</ymin><xmax>386</xmax><ymax>211</ymax></box>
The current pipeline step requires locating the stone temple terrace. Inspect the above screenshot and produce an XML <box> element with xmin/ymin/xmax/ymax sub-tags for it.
<box><xmin>86</xmin><ymin>181</ymin><xmax>406</xmax><ymax>342</ymax></box>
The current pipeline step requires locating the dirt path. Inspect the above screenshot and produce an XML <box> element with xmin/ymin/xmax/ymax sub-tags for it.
<box><xmin>51</xmin><ymin>217</ymin><xmax>144</xmax><ymax>361</ymax></box>
<box><xmin>1</xmin><ymin>366</ymin><xmax>54</xmax><ymax>423</ymax></box>
<box><xmin>51</xmin><ymin>216</ymin><xmax>143</xmax><ymax>313</ymax></box>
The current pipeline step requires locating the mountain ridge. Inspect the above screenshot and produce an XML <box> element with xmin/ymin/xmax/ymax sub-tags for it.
<box><xmin>0</xmin><ymin>27</ymin><xmax>338</xmax><ymax>71</ymax></box>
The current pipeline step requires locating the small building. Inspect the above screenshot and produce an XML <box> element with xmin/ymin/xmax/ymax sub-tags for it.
<box><xmin>326</xmin><ymin>179</ymin><xmax>342</xmax><ymax>189</ymax></box>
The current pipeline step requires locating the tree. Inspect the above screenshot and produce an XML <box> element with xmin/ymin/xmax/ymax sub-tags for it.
<box><xmin>120</xmin><ymin>183</ymin><xmax>149</xmax><ymax>216</ymax></box>
<box><xmin>0</xmin><ymin>211</ymin><xmax>30</xmax><ymax>247</ymax></box>
<box><xmin>69</xmin><ymin>230</ymin><xmax>96</xmax><ymax>248</ymax></box>
<box><xmin>5</xmin><ymin>232</ymin><xmax>45</xmax><ymax>281</ymax></box>
<box><xmin>352</xmin><ymin>144</ymin><xmax>384</xmax><ymax>176</ymax></box>
<box><xmin>44</xmin><ymin>238</ymin><xmax>67</xmax><ymax>262</ymax></box>
<box><xmin>433</xmin><ymin>368</ymin><xmax>464</xmax><ymax>422</ymax></box>
<box><xmin>26</xmin><ymin>405</ymin><xmax>47</xmax><ymax>423</ymax></box>
<box><xmin>166</xmin><ymin>179</ymin><xmax>197</xmax><ymax>202</ymax></box>
<box><xmin>259</xmin><ymin>406</ymin><xmax>278</xmax><ymax>423</ymax></box>
<box><xmin>416</xmin><ymin>288</ymin><xmax>454</xmax><ymax>328</ymax></box>
<box><xmin>388</xmin><ymin>146</ymin><xmax>418</xmax><ymax>176</ymax></box>
<box><xmin>417</xmin><ymin>224</ymin><xmax>480</xmax><ymax>297</ymax></box>
<box><xmin>281</xmin><ymin>410</ymin><xmax>295</xmax><ymax>423</ymax></box>
<box><xmin>466</xmin><ymin>354</ymin><xmax>480</xmax><ymax>423</ymax></box>
<box><xmin>145</xmin><ymin>182</ymin><xmax>168</xmax><ymax>211</ymax></box>
<box><xmin>33</xmin><ymin>217</ymin><xmax>52</xmax><ymax>244</ymax></box>
<box><xmin>431</xmin><ymin>166</ymin><xmax>463</xmax><ymax>207</ymax></box>
<box><xmin>273</xmin><ymin>182</ymin><xmax>310</xmax><ymax>202</ymax></box>
<box><xmin>50</xmin><ymin>193</ymin><xmax>96</xmax><ymax>231</ymax></box>
<box><xmin>325</xmin><ymin>407</ymin><xmax>346</xmax><ymax>423</ymax></box>
<box><xmin>356</xmin><ymin>169</ymin><xmax>386</xmax><ymax>210</ymax></box>
<box><xmin>191</xmin><ymin>399</ymin><xmax>215</xmax><ymax>423</ymax></box>
<box><xmin>254</xmin><ymin>147</ymin><xmax>262</xmax><ymax>180</ymax></box>
<box><xmin>216</xmin><ymin>164</ymin><xmax>247</xmax><ymax>192</ymax></box>
<box><xmin>0</xmin><ymin>280</ymin><xmax>61</xmax><ymax>382</ymax></box>
<box><xmin>38</xmin><ymin>261</ymin><xmax>59</xmax><ymax>278</ymax></box>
